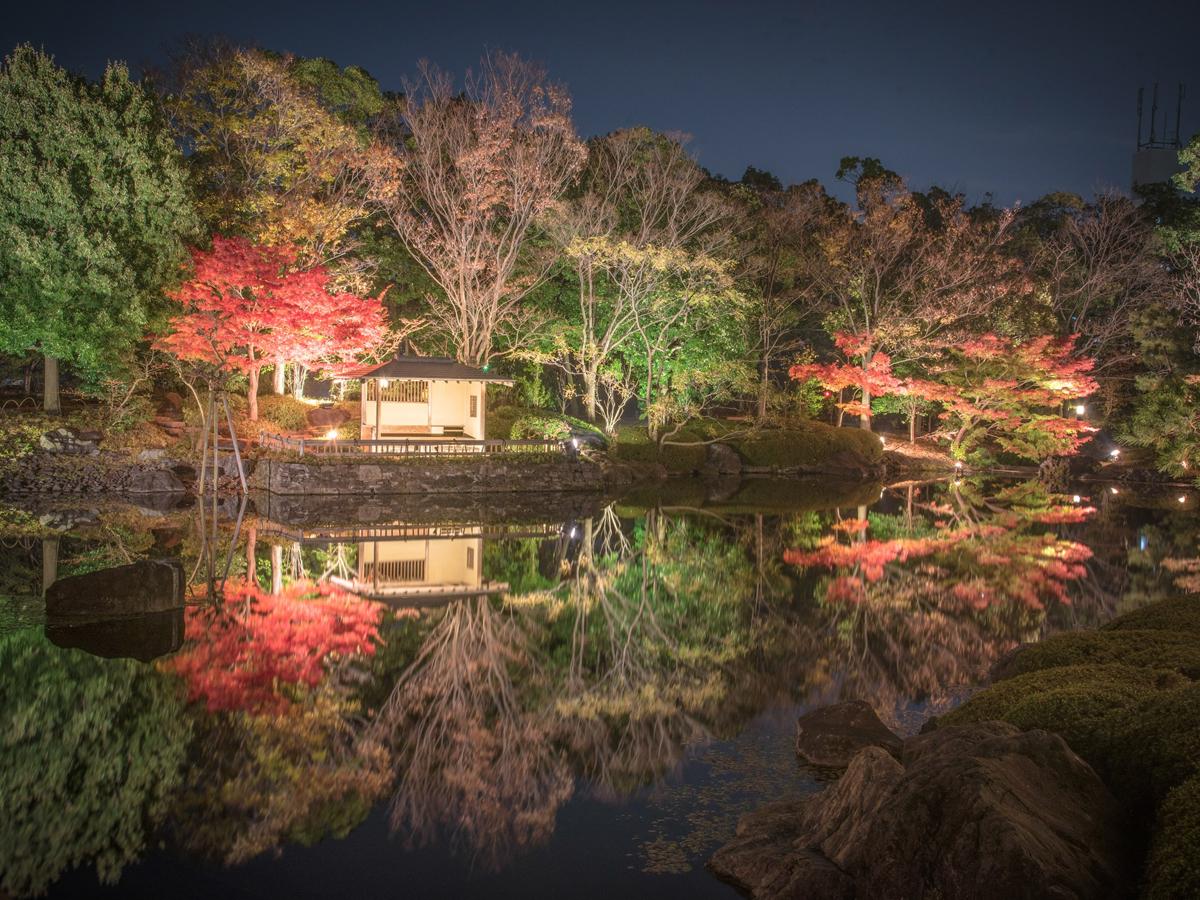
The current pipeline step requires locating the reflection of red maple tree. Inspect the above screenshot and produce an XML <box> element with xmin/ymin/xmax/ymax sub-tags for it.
<box><xmin>786</xmin><ymin>500</ymin><xmax>1094</xmax><ymax>610</ymax></box>
<box><xmin>167</xmin><ymin>578</ymin><xmax>383</xmax><ymax>714</ymax></box>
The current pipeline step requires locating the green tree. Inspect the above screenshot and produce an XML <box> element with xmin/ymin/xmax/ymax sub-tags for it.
<box><xmin>0</xmin><ymin>45</ymin><xmax>200</xmax><ymax>412</ymax></box>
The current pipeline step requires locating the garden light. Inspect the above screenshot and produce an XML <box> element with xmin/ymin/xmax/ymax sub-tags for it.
<box><xmin>1110</xmin><ymin>448</ymin><xmax>1120</xmax><ymax>459</ymax></box>
<box><xmin>324</xmin><ymin>429</ymin><xmax>339</xmax><ymax>440</ymax></box>
<box><xmin>1110</xmin><ymin>487</ymin><xmax>1119</xmax><ymax>495</ymax></box>
<box><xmin>1074</xmin><ymin>404</ymin><xmax>1086</xmax><ymax>416</ymax></box>
<box><xmin>1179</xmin><ymin>495</ymin><xmax>1188</xmax><ymax>504</ymax></box>
<box><xmin>1072</xmin><ymin>494</ymin><xmax>1081</xmax><ymax>504</ymax></box>
<box><xmin>954</xmin><ymin>461</ymin><xmax>963</xmax><ymax>470</ymax></box>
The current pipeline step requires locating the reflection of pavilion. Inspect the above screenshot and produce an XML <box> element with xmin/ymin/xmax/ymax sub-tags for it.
<box><xmin>258</xmin><ymin>520</ymin><xmax>563</xmax><ymax>604</ymax></box>
<box><xmin>335</xmin><ymin>530</ymin><xmax>500</xmax><ymax>601</ymax></box>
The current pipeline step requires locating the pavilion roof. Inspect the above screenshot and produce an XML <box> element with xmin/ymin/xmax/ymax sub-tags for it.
<box><xmin>337</xmin><ymin>355</ymin><xmax>514</xmax><ymax>384</ymax></box>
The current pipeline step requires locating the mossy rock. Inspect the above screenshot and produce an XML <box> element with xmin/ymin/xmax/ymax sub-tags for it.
<box><xmin>996</xmin><ymin>630</ymin><xmax>1200</xmax><ymax>681</ymax></box>
<box><xmin>941</xmin><ymin>664</ymin><xmax>1187</xmax><ymax>781</ymax></box>
<box><xmin>1144</xmin><ymin>775</ymin><xmax>1200</xmax><ymax>900</ymax></box>
<box><xmin>1102</xmin><ymin>597</ymin><xmax>1200</xmax><ymax>635</ymax></box>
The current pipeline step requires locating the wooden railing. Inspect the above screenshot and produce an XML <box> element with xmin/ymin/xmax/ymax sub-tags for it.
<box><xmin>259</xmin><ymin>432</ymin><xmax>563</xmax><ymax>458</ymax></box>
<box><xmin>257</xmin><ymin>520</ymin><xmax>564</xmax><ymax>545</ymax></box>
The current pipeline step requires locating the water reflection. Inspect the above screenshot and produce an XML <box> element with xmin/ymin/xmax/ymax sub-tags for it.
<box><xmin>1</xmin><ymin>477</ymin><xmax>1198</xmax><ymax>897</ymax></box>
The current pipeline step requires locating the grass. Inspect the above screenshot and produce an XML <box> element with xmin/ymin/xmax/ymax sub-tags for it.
<box><xmin>938</xmin><ymin>596</ymin><xmax>1200</xmax><ymax>899</ymax></box>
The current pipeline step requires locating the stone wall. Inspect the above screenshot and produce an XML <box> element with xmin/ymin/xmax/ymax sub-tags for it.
<box><xmin>251</xmin><ymin>455</ymin><xmax>613</xmax><ymax>496</ymax></box>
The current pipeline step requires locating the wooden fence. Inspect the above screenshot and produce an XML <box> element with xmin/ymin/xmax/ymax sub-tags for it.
<box><xmin>258</xmin><ymin>432</ymin><xmax>563</xmax><ymax>458</ymax></box>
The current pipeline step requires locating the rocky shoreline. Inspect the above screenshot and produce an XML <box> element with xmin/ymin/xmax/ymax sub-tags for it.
<box><xmin>711</xmin><ymin>596</ymin><xmax>1200</xmax><ymax>900</ymax></box>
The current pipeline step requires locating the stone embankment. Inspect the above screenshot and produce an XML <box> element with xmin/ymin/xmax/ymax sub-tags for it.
<box><xmin>250</xmin><ymin>452</ymin><xmax>660</xmax><ymax>495</ymax></box>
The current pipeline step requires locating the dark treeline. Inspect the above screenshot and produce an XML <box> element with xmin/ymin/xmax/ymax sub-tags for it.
<box><xmin>2</xmin><ymin>41</ymin><xmax>1200</xmax><ymax>470</ymax></box>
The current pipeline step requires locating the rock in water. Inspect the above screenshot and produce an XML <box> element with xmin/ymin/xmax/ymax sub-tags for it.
<box><xmin>45</xmin><ymin>607</ymin><xmax>185</xmax><ymax>662</ymax></box>
<box><xmin>711</xmin><ymin>722</ymin><xmax>1128</xmax><ymax>900</ymax></box>
<box><xmin>124</xmin><ymin>467</ymin><xmax>186</xmax><ymax>494</ymax></box>
<box><xmin>795</xmin><ymin>700</ymin><xmax>902</xmax><ymax>766</ymax></box>
<box><xmin>45</xmin><ymin>559</ymin><xmax>184</xmax><ymax>621</ymax></box>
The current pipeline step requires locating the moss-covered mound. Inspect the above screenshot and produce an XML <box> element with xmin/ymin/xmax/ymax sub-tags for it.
<box><xmin>613</xmin><ymin>420</ymin><xmax>883</xmax><ymax>474</ymax></box>
<box><xmin>940</xmin><ymin>597</ymin><xmax>1200</xmax><ymax>899</ymax></box>
<box><xmin>1101</xmin><ymin>596</ymin><xmax>1200</xmax><ymax>634</ymax></box>
<box><xmin>995</xmin><ymin>630</ymin><xmax>1200</xmax><ymax>680</ymax></box>
<box><xmin>733</xmin><ymin>425</ymin><xmax>883</xmax><ymax>468</ymax></box>
<box><xmin>942</xmin><ymin>664</ymin><xmax>1187</xmax><ymax>778</ymax></box>
<box><xmin>1145</xmin><ymin>775</ymin><xmax>1200</xmax><ymax>900</ymax></box>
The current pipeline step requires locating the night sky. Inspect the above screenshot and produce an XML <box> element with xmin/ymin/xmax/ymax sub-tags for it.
<box><xmin>4</xmin><ymin>0</ymin><xmax>1198</xmax><ymax>205</ymax></box>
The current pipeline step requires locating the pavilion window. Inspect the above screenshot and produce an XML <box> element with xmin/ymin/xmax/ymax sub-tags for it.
<box><xmin>367</xmin><ymin>380</ymin><xmax>429</xmax><ymax>403</ymax></box>
<box><xmin>469</xmin><ymin>395</ymin><xmax>478</xmax><ymax>417</ymax></box>
<box><xmin>364</xmin><ymin>558</ymin><xmax>426</xmax><ymax>583</ymax></box>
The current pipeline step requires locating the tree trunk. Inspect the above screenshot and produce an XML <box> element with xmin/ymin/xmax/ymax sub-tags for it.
<box><xmin>42</xmin><ymin>536</ymin><xmax>59</xmax><ymax>593</ymax></box>
<box><xmin>273</xmin><ymin>358</ymin><xmax>286</xmax><ymax>394</ymax></box>
<box><xmin>271</xmin><ymin>544</ymin><xmax>283</xmax><ymax>595</ymax></box>
<box><xmin>909</xmin><ymin>406</ymin><xmax>917</xmax><ymax>442</ymax></box>
<box><xmin>292</xmin><ymin>363</ymin><xmax>306</xmax><ymax>400</ymax></box>
<box><xmin>23</xmin><ymin>360</ymin><xmax>34</xmax><ymax>396</ymax></box>
<box><xmin>757</xmin><ymin>350</ymin><xmax>770</xmax><ymax>422</ymax></box>
<box><xmin>43</xmin><ymin>355</ymin><xmax>61</xmax><ymax>414</ymax></box>
<box><xmin>859</xmin><ymin>386</ymin><xmax>872</xmax><ymax>431</ymax></box>
<box><xmin>247</xmin><ymin>366</ymin><xmax>260</xmax><ymax>422</ymax></box>
<box><xmin>584</xmin><ymin>367</ymin><xmax>598</xmax><ymax>423</ymax></box>
<box><xmin>246</xmin><ymin>526</ymin><xmax>258</xmax><ymax>588</ymax></box>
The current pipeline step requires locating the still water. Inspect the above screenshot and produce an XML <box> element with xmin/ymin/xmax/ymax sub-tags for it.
<box><xmin>1</xmin><ymin>477</ymin><xmax>1194</xmax><ymax>899</ymax></box>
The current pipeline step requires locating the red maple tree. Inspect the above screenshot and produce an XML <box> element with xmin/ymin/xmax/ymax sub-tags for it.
<box><xmin>165</xmin><ymin>577</ymin><xmax>384</xmax><ymax>715</ymax></box>
<box><xmin>790</xmin><ymin>332</ymin><xmax>903</xmax><ymax>422</ymax></box>
<box><xmin>156</xmin><ymin>235</ymin><xmax>388</xmax><ymax>420</ymax></box>
<box><xmin>791</xmin><ymin>330</ymin><xmax>1098</xmax><ymax>461</ymax></box>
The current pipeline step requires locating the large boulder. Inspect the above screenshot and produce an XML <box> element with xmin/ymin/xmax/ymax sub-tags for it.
<box><xmin>711</xmin><ymin>722</ymin><xmax>1128</xmax><ymax>900</ymax></box>
<box><xmin>795</xmin><ymin>700</ymin><xmax>902</xmax><ymax>767</ymax></box>
<box><xmin>306</xmin><ymin>404</ymin><xmax>351</xmax><ymax>429</ymax></box>
<box><xmin>704</xmin><ymin>442</ymin><xmax>743</xmax><ymax>476</ymax></box>
<box><xmin>44</xmin><ymin>558</ymin><xmax>184</xmax><ymax>622</ymax></box>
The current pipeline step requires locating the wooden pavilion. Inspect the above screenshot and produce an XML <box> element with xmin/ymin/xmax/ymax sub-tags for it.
<box><xmin>339</xmin><ymin>355</ymin><xmax>514</xmax><ymax>441</ymax></box>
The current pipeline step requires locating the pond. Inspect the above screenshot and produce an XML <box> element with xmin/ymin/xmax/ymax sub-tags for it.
<box><xmin>1</xmin><ymin>476</ymin><xmax>1195</xmax><ymax>899</ymax></box>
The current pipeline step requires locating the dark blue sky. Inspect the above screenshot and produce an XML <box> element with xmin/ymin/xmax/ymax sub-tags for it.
<box><xmin>5</xmin><ymin>0</ymin><xmax>1198</xmax><ymax>204</ymax></box>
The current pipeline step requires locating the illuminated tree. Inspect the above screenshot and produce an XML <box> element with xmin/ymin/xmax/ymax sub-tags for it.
<box><xmin>373</xmin><ymin>52</ymin><xmax>585</xmax><ymax>365</ymax></box>
<box><xmin>0</xmin><ymin>45</ymin><xmax>200</xmax><ymax>412</ymax></box>
<box><xmin>537</xmin><ymin>129</ymin><xmax>734</xmax><ymax>425</ymax></box>
<box><xmin>163</xmin><ymin>45</ymin><xmax>392</xmax><ymax>273</ymax></box>
<box><xmin>156</xmin><ymin>236</ymin><xmax>387</xmax><ymax>420</ymax></box>
<box><xmin>807</xmin><ymin>159</ymin><xmax>1024</xmax><ymax>430</ymax></box>
<box><xmin>921</xmin><ymin>333</ymin><xmax>1099</xmax><ymax>460</ymax></box>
